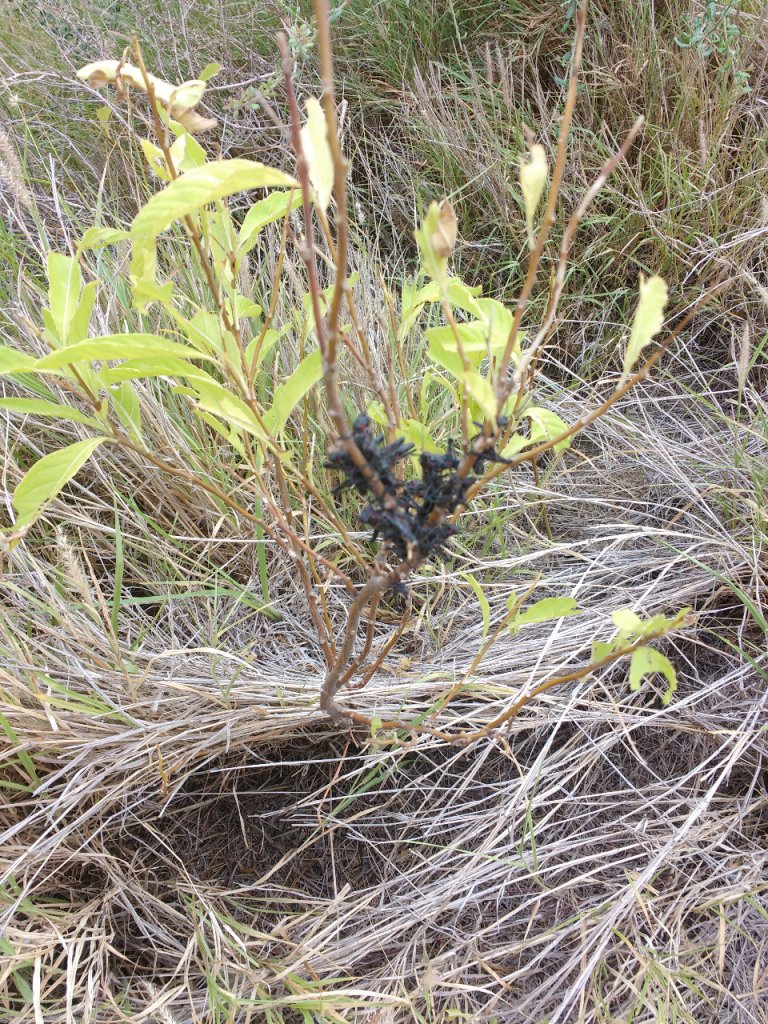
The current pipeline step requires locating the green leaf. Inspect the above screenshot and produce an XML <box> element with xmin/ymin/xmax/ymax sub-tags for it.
<box><xmin>78</xmin><ymin>227</ymin><xmax>130</xmax><ymax>252</ymax></box>
<box><xmin>46</xmin><ymin>253</ymin><xmax>81</xmax><ymax>345</ymax></box>
<box><xmin>110</xmin><ymin>382</ymin><xmax>143</xmax><ymax>441</ymax></box>
<box><xmin>462</xmin><ymin>370</ymin><xmax>497</xmax><ymax>423</ymax></box>
<box><xmin>591</xmin><ymin>640</ymin><xmax>615</xmax><ymax>662</ymax></box>
<box><xmin>231</xmin><ymin>294</ymin><xmax>263</xmax><ymax>319</ymax></box>
<box><xmin>131</xmin><ymin>159</ymin><xmax>297</xmax><ymax>240</ymax></box>
<box><xmin>0</xmin><ymin>397</ymin><xmax>102</xmax><ymax>428</ymax></box>
<box><xmin>34</xmin><ymin>334</ymin><xmax>213</xmax><ymax>369</ymax></box>
<box><xmin>461</xmin><ymin>572</ymin><xmax>491</xmax><ymax>639</ymax></box>
<box><xmin>171</xmin><ymin>131</ymin><xmax>207</xmax><ymax>172</ymax></box>
<box><xmin>198</xmin><ymin>62</ymin><xmax>222</xmax><ymax>82</ymax></box>
<box><xmin>238</xmin><ymin>190</ymin><xmax>302</xmax><ymax>255</ymax></box>
<box><xmin>68</xmin><ymin>280</ymin><xmax>97</xmax><ymax>346</ymax></box>
<box><xmin>500</xmin><ymin>407</ymin><xmax>570</xmax><ymax>458</ymax></box>
<box><xmin>611</xmin><ymin>608</ymin><xmax>643</xmax><ymax>633</ymax></box>
<box><xmin>205</xmin><ymin>203</ymin><xmax>237</xmax><ymax>287</ymax></box>
<box><xmin>397</xmin><ymin>417</ymin><xmax>440</xmax><ymax>454</ymax></box>
<box><xmin>427</xmin><ymin>323</ymin><xmax>493</xmax><ymax>363</ymax></box>
<box><xmin>187</xmin><ymin>378</ymin><xmax>266</xmax><ymax>439</ymax></box>
<box><xmin>13</xmin><ymin>437</ymin><xmax>107</xmax><ymax>528</ymax></box>
<box><xmin>526</xmin><ymin>407</ymin><xmax>571</xmax><ymax>453</ymax></box>
<box><xmin>263</xmin><ymin>350</ymin><xmax>323</xmax><ymax>434</ymax></box>
<box><xmin>415</xmin><ymin>201</ymin><xmax>456</xmax><ymax>286</ymax></box>
<box><xmin>445</xmin><ymin>279</ymin><xmax>484</xmax><ymax>314</ymax></box>
<box><xmin>98</xmin><ymin>358</ymin><xmax>216</xmax><ymax>385</ymax></box>
<box><xmin>141</xmin><ymin>136</ymin><xmax>201</xmax><ymax>178</ymax></box>
<box><xmin>178</xmin><ymin>310</ymin><xmax>226</xmax><ymax>356</ymax></box>
<box><xmin>300</xmin><ymin>97</ymin><xmax>333</xmax><ymax>212</ymax></box>
<box><xmin>400</xmin><ymin>277</ymin><xmax>484</xmax><ymax>339</ymax></box>
<box><xmin>508</xmin><ymin>596</ymin><xmax>579</xmax><ymax>635</ymax></box>
<box><xmin>425</xmin><ymin>328</ymin><xmax>464</xmax><ymax>378</ymax></box>
<box><xmin>177</xmin><ymin>307</ymin><xmax>237</xmax><ymax>364</ymax></box>
<box><xmin>474</xmin><ymin>299</ymin><xmax>514</xmax><ymax>349</ymax></box>
<box><xmin>400</xmin><ymin>279</ymin><xmax>438</xmax><ymax>337</ymax></box>
<box><xmin>622</xmin><ymin>275</ymin><xmax>668</xmax><ymax>381</ymax></box>
<box><xmin>629</xmin><ymin>647</ymin><xmax>677</xmax><ymax>704</ymax></box>
<box><xmin>129</xmin><ymin>238</ymin><xmax>174</xmax><ymax>311</ymax></box>
<box><xmin>0</xmin><ymin>348</ymin><xmax>37</xmax><ymax>374</ymax></box>
<box><xmin>245</xmin><ymin>325</ymin><xmax>288</xmax><ymax>372</ymax></box>
<box><xmin>195</xmin><ymin>409</ymin><xmax>247</xmax><ymax>458</ymax></box>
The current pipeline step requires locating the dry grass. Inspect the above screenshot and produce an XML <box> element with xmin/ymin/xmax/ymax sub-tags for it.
<box><xmin>1</xmin><ymin>1</ymin><xmax>768</xmax><ymax>1022</ymax></box>
<box><xmin>2</xmin><ymin>357</ymin><xmax>766</xmax><ymax>1021</ymax></box>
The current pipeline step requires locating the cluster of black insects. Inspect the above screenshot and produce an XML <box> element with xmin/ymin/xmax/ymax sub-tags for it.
<box><xmin>325</xmin><ymin>413</ymin><xmax>512</xmax><ymax>573</ymax></box>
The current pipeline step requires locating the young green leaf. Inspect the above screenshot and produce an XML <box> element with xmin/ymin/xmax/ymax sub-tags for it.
<box><xmin>238</xmin><ymin>190</ymin><xmax>302</xmax><ymax>255</ymax></box>
<box><xmin>591</xmin><ymin>640</ymin><xmax>615</xmax><ymax>662</ymax></box>
<box><xmin>415</xmin><ymin>202</ymin><xmax>456</xmax><ymax>286</ymax></box>
<box><xmin>611</xmin><ymin>607</ymin><xmax>643</xmax><ymax>634</ymax></box>
<box><xmin>45</xmin><ymin>254</ymin><xmax>82</xmax><ymax>345</ymax></box>
<box><xmin>426</xmin><ymin>329</ymin><xmax>464</xmax><ymax>378</ymax></box>
<box><xmin>262</xmin><ymin>350</ymin><xmax>323</xmax><ymax>434</ymax></box>
<box><xmin>78</xmin><ymin>227</ymin><xmax>130</xmax><ymax>252</ymax></box>
<box><xmin>129</xmin><ymin>238</ymin><xmax>174</xmax><ymax>311</ymax></box>
<box><xmin>629</xmin><ymin>646</ymin><xmax>677</xmax><ymax>704</ymax></box>
<box><xmin>622</xmin><ymin>275</ymin><xmax>668</xmax><ymax>382</ymax></box>
<box><xmin>397</xmin><ymin>418</ymin><xmax>440</xmax><ymax>454</ymax></box>
<box><xmin>526</xmin><ymin>407</ymin><xmax>572</xmax><ymax>453</ymax></box>
<box><xmin>461</xmin><ymin>572</ymin><xmax>491</xmax><ymax>639</ymax></box>
<box><xmin>399</xmin><ymin>278</ymin><xmax>483</xmax><ymax>339</ymax></box>
<box><xmin>462</xmin><ymin>370</ymin><xmax>497</xmax><ymax>423</ymax></box>
<box><xmin>140</xmin><ymin>139</ymin><xmax>173</xmax><ymax>181</ymax></box>
<box><xmin>230</xmin><ymin>294</ymin><xmax>262</xmax><ymax>320</ymax></box>
<box><xmin>131</xmin><ymin>160</ymin><xmax>297</xmax><ymax>241</ymax></box>
<box><xmin>195</xmin><ymin>408</ymin><xmax>247</xmax><ymax>458</ymax></box>
<box><xmin>67</xmin><ymin>281</ymin><xmax>98</xmax><ymax>347</ymax></box>
<box><xmin>245</xmin><ymin>326</ymin><xmax>288</xmax><ymax>372</ymax></box>
<box><xmin>300</xmin><ymin>98</ymin><xmax>333</xmax><ymax>212</ymax></box>
<box><xmin>198</xmin><ymin>62</ymin><xmax>222</xmax><ymax>82</ymax></box>
<box><xmin>13</xmin><ymin>437</ymin><xmax>107</xmax><ymax>529</ymax></box>
<box><xmin>109</xmin><ymin>382</ymin><xmax>143</xmax><ymax>442</ymax></box>
<box><xmin>98</xmin><ymin>358</ymin><xmax>216</xmax><ymax>385</ymax></box>
<box><xmin>508</xmin><ymin>596</ymin><xmax>580</xmax><ymax>635</ymax></box>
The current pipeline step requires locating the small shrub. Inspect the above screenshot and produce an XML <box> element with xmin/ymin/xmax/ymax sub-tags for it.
<box><xmin>0</xmin><ymin>4</ymin><xmax>718</xmax><ymax>740</ymax></box>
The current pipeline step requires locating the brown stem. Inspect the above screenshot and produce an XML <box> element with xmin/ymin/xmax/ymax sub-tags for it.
<box><xmin>319</xmin><ymin>557</ymin><xmax>417</xmax><ymax>719</ymax></box>
<box><xmin>278</xmin><ymin>33</ymin><xmax>390</xmax><ymax>507</ymax></box>
<box><xmin>132</xmin><ymin>37</ymin><xmax>244</xmax><ymax>355</ymax></box>
<box><xmin>321</xmin><ymin>623</ymin><xmax>684</xmax><ymax>745</ymax></box>
<box><xmin>509</xmin><ymin>114</ymin><xmax>646</xmax><ymax>411</ymax></box>
<box><xmin>463</xmin><ymin>279</ymin><xmax>731</xmax><ymax>504</ymax></box>
<box><xmin>495</xmin><ymin>8</ymin><xmax>586</xmax><ymax>387</ymax></box>
<box><xmin>336</xmin><ymin>593</ymin><xmax>380</xmax><ymax>689</ymax></box>
<box><xmin>350</xmin><ymin>595</ymin><xmax>413</xmax><ymax>691</ymax></box>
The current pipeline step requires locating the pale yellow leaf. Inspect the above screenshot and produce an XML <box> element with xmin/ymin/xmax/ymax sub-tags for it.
<box><xmin>300</xmin><ymin>97</ymin><xmax>334</xmax><ymax>212</ymax></box>
<box><xmin>431</xmin><ymin>201</ymin><xmax>457</xmax><ymax>258</ymax></box>
<box><xmin>622</xmin><ymin>275</ymin><xmax>668</xmax><ymax>381</ymax></box>
<box><xmin>520</xmin><ymin>143</ymin><xmax>548</xmax><ymax>248</ymax></box>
